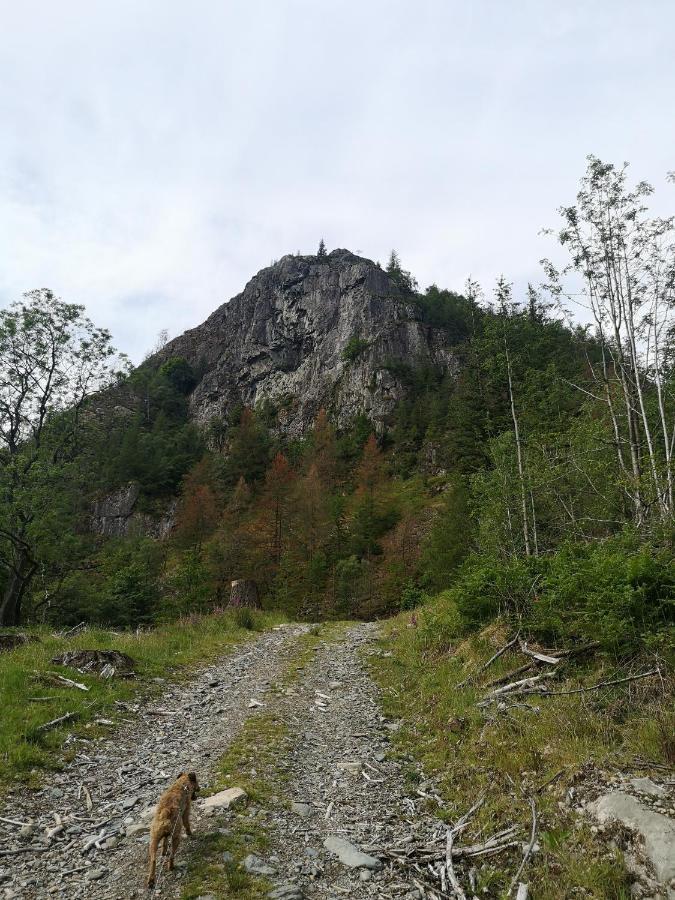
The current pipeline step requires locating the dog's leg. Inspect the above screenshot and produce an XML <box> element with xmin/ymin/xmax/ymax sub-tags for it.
<box><xmin>168</xmin><ymin>827</ymin><xmax>181</xmax><ymax>871</ymax></box>
<box><xmin>162</xmin><ymin>834</ymin><xmax>169</xmax><ymax>856</ymax></box>
<box><xmin>147</xmin><ymin>833</ymin><xmax>160</xmax><ymax>888</ymax></box>
<box><xmin>182</xmin><ymin>806</ymin><xmax>192</xmax><ymax>836</ymax></box>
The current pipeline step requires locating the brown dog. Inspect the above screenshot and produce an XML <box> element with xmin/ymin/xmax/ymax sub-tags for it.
<box><xmin>147</xmin><ymin>771</ymin><xmax>199</xmax><ymax>889</ymax></box>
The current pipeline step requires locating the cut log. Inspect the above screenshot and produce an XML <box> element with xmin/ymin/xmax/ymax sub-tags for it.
<box><xmin>229</xmin><ymin>579</ymin><xmax>261</xmax><ymax>609</ymax></box>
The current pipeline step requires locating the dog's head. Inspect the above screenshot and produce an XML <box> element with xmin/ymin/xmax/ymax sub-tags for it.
<box><xmin>178</xmin><ymin>771</ymin><xmax>200</xmax><ymax>799</ymax></box>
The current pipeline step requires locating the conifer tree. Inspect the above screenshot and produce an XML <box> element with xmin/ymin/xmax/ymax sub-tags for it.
<box><xmin>317</xmin><ymin>238</ymin><xmax>327</xmax><ymax>258</ymax></box>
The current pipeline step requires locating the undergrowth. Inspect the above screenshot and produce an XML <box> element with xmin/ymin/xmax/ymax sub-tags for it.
<box><xmin>369</xmin><ymin>596</ymin><xmax>674</xmax><ymax>899</ymax></box>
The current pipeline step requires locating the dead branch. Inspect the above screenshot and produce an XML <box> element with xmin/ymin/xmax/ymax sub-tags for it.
<box><xmin>518</xmin><ymin>641</ymin><xmax>560</xmax><ymax>664</ymax></box>
<box><xmin>540</xmin><ymin>668</ymin><xmax>661</xmax><ymax>697</ymax></box>
<box><xmin>485</xmin><ymin>663</ymin><xmax>535</xmax><ymax>689</ymax></box>
<box><xmin>445</xmin><ymin>828</ymin><xmax>466</xmax><ymax>900</ymax></box>
<box><xmin>509</xmin><ymin>797</ymin><xmax>537</xmax><ymax>895</ymax></box>
<box><xmin>36</xmin><ymin>712</ymin><xmax>76</xmax><ymax>733</ymax></box>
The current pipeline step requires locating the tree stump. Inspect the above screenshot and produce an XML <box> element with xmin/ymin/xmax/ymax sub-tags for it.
<box><xmin>229</xmin><ymin>579</ymin><xmax>260</xmax><ymax>609</ymax></box>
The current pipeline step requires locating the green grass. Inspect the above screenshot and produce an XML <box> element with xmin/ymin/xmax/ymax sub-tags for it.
<box><xmin>368</xmin><ymin>608</ymin><xmax>673</xmax><ymax>899</ymax></box>
<box><xmin>0</xmin><ymin>609</ymin><xmax>284</xmax><ymax>787</ymax></box>
<box><xmin>182</xmin><ymin>622</ymin><xmax>348</xmax><ymax>899</ymax></box>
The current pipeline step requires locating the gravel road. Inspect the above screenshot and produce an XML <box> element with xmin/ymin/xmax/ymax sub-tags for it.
<box><xmin>1</xmin><ymin>623</ymin><xmax>448</xmax><ymax>900</ymax></box>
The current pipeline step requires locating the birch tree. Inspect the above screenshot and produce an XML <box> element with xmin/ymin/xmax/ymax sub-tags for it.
<box><xmin>542</xmin><ymin>156</ymin><xmax>675</xmax><ymax>524</ymax></box>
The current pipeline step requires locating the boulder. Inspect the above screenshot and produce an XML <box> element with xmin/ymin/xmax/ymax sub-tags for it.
<box><xmin>589</xmin><ymin>791</ymin><xmax>675</xmax><ymax>883</ymax></box>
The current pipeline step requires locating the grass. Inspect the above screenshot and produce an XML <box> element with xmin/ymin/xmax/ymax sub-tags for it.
<box><xmin>0</xmin><ymin>609</ymin><xmax>285</xmax><ymax>788</ymax></box>
<box><xmin>368</xmin><ymin>606</ymin><xmax>674</xmax><ymax>899</ymax></box>
<box><xmin>182</xmin><ymin>622</ymin><xmax>348</xmax><ymax>899</ymax></box>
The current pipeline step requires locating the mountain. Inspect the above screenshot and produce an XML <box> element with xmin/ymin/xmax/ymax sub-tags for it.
<box><xmin>155</xmin><ymin>249</ymin><xmax>456</xmax><ymax>436</ymax></box>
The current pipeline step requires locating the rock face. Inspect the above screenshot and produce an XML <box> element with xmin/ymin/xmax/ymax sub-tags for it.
<box><xmin>158</xmin><ymin>249</ymin><xmax>457</xmax><ymax>437</ymax></box>
<box><xmin>91</xmin><ymin>482</ymin><xmax>176</xmax><ymax>538</ymax></box>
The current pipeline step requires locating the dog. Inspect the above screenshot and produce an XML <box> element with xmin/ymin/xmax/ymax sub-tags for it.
<box><xmin>147</xmin><ymin>771</ymin><xmax>199</xmax><ymax>889</ymax></box>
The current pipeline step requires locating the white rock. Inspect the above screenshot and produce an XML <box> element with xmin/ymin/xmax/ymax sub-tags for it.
<box><xmin>323</xmin><ymin>835</ymin><xmax>382</xmax><ymax>870</ymax></box>
<box><xmin>590</xmin><ymin>792</ymin><xmax>675</xmax><ymax>883</ymax></box>
<box><xmin>629</xmin><ymin>778</ymin><xmax>668</xmax><ymax>799</ymax></box>
<box><xmin>201</xmin><ymin>787</ymin><xmax>248</xmax><ymax>810</ymax></box>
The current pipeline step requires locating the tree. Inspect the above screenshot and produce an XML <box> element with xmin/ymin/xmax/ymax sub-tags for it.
<box><xmin>263</xmin><ymin>452</ymin><xmax>295</xmax><ymax>564</ymax></box>
<box><xmin>0</xmin><ymin>290</ymin><xmax>123</xmax><ymax>625</ymax></box>
<box><xmin>311</xmin><ymin>409</ymin><xmax>337</xmax><ymax>487</ymax></box>
<box><xmin>317</xmin><ymin>238</ymin><xmax>327</xmax><ymax>258</ymax></box>
<box><xmin>542</xmin><ymin>156</ymin><xmax>675</xmax><ymax>524</ymax></box>
<box><xmin>386</xmin><ymin>250</ymin><xmax>418</xmax><ymax>293</ymax></box>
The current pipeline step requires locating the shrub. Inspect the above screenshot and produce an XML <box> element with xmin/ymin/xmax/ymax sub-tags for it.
<box><xmin>341</xmin><ymin>337</ymin><xmax>369</xmax><ymax>363</ymax></box>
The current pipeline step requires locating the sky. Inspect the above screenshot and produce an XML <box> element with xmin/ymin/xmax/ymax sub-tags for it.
<box><xmin>1</xmin><ymin>0</ymin><xmax>674</xmax><ymax>362</ymax></box>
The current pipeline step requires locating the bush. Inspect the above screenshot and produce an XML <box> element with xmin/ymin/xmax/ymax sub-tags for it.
<box><xmin>529</xmin><ymin>536</ymin><xmax>675</xmax><ymax>652</ymax></box>
<box><xmin>434</xmin><ymin>532</ymin><xmax>675</xmax><ymax>655</ymax></box>
<box><xmin>341</xmin><ymin>337</ymin><xmax>369</xmax><ymax>363</ymax></box>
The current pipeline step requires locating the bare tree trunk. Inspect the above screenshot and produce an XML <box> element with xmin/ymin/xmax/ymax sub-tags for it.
<box><xmin>505</xmin><ymin>343</ymin><xmax>531</xmax><ymax>556</ymax></box>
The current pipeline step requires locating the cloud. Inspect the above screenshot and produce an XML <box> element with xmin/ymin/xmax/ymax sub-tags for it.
<box><xmin>1</xmin><ymin>0</ymin><xmax>673</xmax><ymax>360</ymax></box>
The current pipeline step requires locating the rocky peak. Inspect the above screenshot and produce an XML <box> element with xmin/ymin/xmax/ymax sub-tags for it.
<box><xmin>159</xmin><ymin>249</ymin><xmax>456</xmax><ymax>436</ymax></box>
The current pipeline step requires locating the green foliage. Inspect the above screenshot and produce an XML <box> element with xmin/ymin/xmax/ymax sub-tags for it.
<box><xmin>423</xmin><ymin>533</ymin><xmax>674</xmax><ymax>655</ymax></box>
<box><xmin>341</xmin><ymin>336</ymin><xmax>369</xmax><ymax>363</ymax></box>
<box><xmin>157</xmin><ymin>356</ymin><xmax>197</xmax><ymax>394</ymax></box>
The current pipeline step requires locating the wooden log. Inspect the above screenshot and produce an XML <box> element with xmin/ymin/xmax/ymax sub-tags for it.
<box><xmin>228</xmin><ymin>579</ymin><xmax>261</xmax><ymax>609</ymax></box>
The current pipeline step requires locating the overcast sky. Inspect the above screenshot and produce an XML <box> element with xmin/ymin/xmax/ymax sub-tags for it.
<box><xmin>1</xmin><ymin>1</ymin><xmax>673</xmax><ymax>361</ymax></box>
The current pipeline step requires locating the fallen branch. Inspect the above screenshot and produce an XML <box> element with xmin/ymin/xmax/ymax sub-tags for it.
<box><xmin>0</xmin><ymin>846</ymin><xmax>48</xmax><ymax>857</ymax></box>
<box><xmin>36</xmin><ymin>712</ymin><xmax>76</xmax><ymax>733</ymax></box>
<box><xmin>445</xmin><ymin>828</ymin><xmax>466</xmax><ymax>900</ymax></box>
<box><xmin>479</xmin><ymin>672</ymin><xmax>556</xmax><ymax>706</ymax></box>
<box><xmin>536</xmin><ymin>768</ymin><xmax>566</xmax><ymax>793</ymax></box>
<box><xmin>485</xmin><ymin>663</ymin><xmax>535</xmax><ymax>689</ymax></box>
<box><xmin>0</xmin><ymin>815</ymin><xmax>33</xmax><ymax>828</ymax></box>
<box><xmin>46</xmin><ymin>672</ymin><xmax>89</xmax><ymax>692</ymax></box>
<box><xmin>540</xmin><ymin>668</ymin><xmax>661</xmax><ymax>697</ymax></box>
<box><xmin>509</xmin><ymin>797</ymin><xmax>537</xmax><ymax>895</ymax></box>
<box><xmin>518</xmin><ymin>641</ymin><xmax>560</xmax><ymax>665</ymax></box>
<box><xmin>56</xmin><ymin>621</ymin><xmax>86</xmax><ymax>639</ymax></box>
<box><xmin>516</xmin><ymin>884</ymin><xmax>529</xmax><ymax>900</ymax></box>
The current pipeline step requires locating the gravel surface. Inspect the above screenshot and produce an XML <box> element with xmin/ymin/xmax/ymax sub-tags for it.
<box><xmin>257</xmin><ymin>623</ymin><xmax>444</xmax><ymax>900</ymax></box>
<box><xmin>0</xmin><ymin>623</ymin><xmax>527</xmax><ymax>899</ymax></box>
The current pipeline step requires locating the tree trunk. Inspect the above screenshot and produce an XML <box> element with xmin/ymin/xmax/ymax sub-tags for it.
<box><xmin>0</xmin><ymin>556</ymin><xmax>33</xmax><ymax>626</ymax></box>
<box><xmin>228</xmin><ymin>579</ymin><xmax>261</xmax><ymax>609</ymax></box>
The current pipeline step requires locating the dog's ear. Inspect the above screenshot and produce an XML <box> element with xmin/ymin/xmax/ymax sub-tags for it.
<box><xmin>177</xmin><ymin>771</ymin><xmax>185</xmax><ymax>779</ymax></box>
<box><xmin>188</xmin><ymin>772</ymin><xmax>197</xmax><ymax>784</ymax></box>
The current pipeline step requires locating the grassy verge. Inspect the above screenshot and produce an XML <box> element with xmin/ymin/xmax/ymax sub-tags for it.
<box><xmin>369</xmin><ymin>609</ymin><xmax>673</xmax><ymax>899</ymax></box>
<box><xmin>182</xmin><ymin>623</ymin><xmax>348</xmax><ymax>899</ymax></box>
<box><xmin>0</xmin><ymin>609</ymin><xmax>284</xmax><ymax>788</ymax></box>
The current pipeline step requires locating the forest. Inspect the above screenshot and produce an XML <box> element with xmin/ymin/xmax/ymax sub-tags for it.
<box><xmin>0</xmin><ymin>156</ymin><xmax>673</xmax><ymax>662</ymax></box>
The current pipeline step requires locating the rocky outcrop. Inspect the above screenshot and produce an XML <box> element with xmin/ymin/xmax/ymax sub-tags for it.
<box><xmin>91</xmin><ymin>483</ymin><xmax>176</xmax><ymax>539</ymax></box>
<box><xmin>157</xmin><ymin>249</ymin><xmax>457</xmax><ymax>437</ymax></box>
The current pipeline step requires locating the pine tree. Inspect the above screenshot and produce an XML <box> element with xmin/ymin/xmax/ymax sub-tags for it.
<box><xmin>317</xmin><ymin>238</ymin><xmax>327</xmax><ymax>258</ymax></box>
